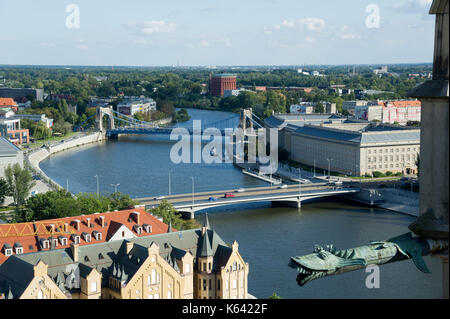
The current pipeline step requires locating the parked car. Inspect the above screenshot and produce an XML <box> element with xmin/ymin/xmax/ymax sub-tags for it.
<box><xmin>224</xmin><ymin>193</ymin><xmax>235</xmax><ymax>198</ymax></box>
<box><xmin>32</xmin><ymin>175</ymin><xmax>41</xmax><ymax>180</ymax></box>
<box><xmin>208</xmin><ymin>197</ymin><xmax>217</xmax><ymax>201</ymax></box>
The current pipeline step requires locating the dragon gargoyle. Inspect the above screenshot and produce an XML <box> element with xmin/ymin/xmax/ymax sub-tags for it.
<box><xmin>289</xmin><ymin>232</ymin><xmax>447</xmax><ymax>286</ymax></box>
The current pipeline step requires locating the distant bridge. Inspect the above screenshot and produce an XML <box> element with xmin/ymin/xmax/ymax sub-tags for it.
<box><xmin>137</xmin><ymin>183</ymin><xmax>360</xmax><ymax>219</ymax></box>
<box><xmin>96</xmin><ymin>106</ymin><xmax>263</xmax><ymax>138</ymax></box>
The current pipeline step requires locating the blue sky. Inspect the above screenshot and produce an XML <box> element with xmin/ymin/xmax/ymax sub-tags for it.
<box><xmin>0</xmin><ymin>0</ymin><xmax>435</xmax><ymax>66</ymax></box>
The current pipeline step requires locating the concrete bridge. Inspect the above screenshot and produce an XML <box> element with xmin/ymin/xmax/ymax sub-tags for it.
<box><xmin>137</xmin><ymin>183</ymin><xmax>360</xmax><ymax>219</ymax></box>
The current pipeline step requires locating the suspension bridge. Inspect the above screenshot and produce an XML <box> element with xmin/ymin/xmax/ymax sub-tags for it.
<box><xmin>95</xmin><ymin>106</ymin><xmax>264</xmax><ymax>139</ymax></box>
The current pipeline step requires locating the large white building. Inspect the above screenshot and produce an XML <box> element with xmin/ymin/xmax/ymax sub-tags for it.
<box><xmin>265</xmin><ymin>113</ymin><xmax>420</xmax><ymax>176</ymax></box>
<box><xmin>0</xmin><ymin>137</ymin><xmax>23</xmax><ymax>179</ymax></box>
<box><xmin>117</xmin><ymin>97</ymin><xmax>157</xmax><ymax>116</ymax></box>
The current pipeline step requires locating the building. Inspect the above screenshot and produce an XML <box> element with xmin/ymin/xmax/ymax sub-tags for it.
<box><xmin>380</xmin><ymin>100</ymin><xmax>421</xmax><ymax>125</ymax></box>
<box><xmin>0</xmin><ymin>137</ymin><xmax>23</xmax><ymax>179</ymax></box>
<box><xmin>0</xmin><ymin>214</ymin><xmax>249</xmax><ymax>299</ymax></box>
<box><xmin>354</xmin><ymin>104</ymin><xmax>383</xmax><ymax>121</ymax></box>
<box><xmin>9</xmin><ymin>114</ymin><xmax>54</xmax><ymax>128</ymax></box>
<box><xmin>209</xmin><ymin>74</ymin><xmax>237</xmax><ymax>96</ymax></box>
<box><xmin>0</xmin><ymin>88</ymin><xmax>44</xmax><ymax>102</ymax></box>
<box><xmin>290</xmin><ymin>102</ymin><xmax>315</xmax><ymax>114</ymax></box>
<box><xmin>0</xmin><ymin>208</ymin><xmax>169</xmax><ymax>265</ymax></box>
<box><xmin>223</xmin><ymin>88</ymin><xmax>250</xmax><ymax>97</ymax></box>
<box><xmin>373</xmin><ymin>65</ymin><xmax>388</xmax><ymax>75</ymax></box>
<box><xmin>342</xmin><ymin>100</ymin><xmax>369</xmax><ymax>114</ymax></box>
<box><xmin>0</xmin><ymin>118</ymin><xmax>29</xmax><ymax>145</ymax></box>
<box><xmin>0</xmin><ymin>98</ymin><xmax>18</xmax><ymax>112</ymax></box>
<box><xmin>324</xmin><ymin>102</ymin><xmax>337</xmax><ymax>114</ymax></box>
<box><xmin>281</xmin><ymin>122</ymin><xmax>420</xmax><ymax>176</ymax></box>
<box><xmin>117</xmin><ymin>97</ymin><xmax>156</xmax><ymax>116</ymax></box>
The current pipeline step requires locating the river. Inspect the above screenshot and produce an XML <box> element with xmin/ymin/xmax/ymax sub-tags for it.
<box><xmin>40</xmin><ymin>108</ymin><xmax>442</xmax><ymax>299</ymax></box>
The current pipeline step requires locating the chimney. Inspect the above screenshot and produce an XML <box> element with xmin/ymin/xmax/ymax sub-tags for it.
<box><xmin>71</xmin><ymin>244</ymin><xmax>79</xmax><ymax>262</ymax></box>
<box><xmin>126</xmin><ymin>241</ymin><xmax>134</xmax><ymax>254</ymax></box>
<box><xmin>63</xmin><ymin>223</ymin><xmax>68</xmax><ymax>232</ymax></box>
<box><xmin>74</xmin><ymin>219</ymin><xmax>80</xmax><ymax>231</ymax></box>
<box><xmin>99</xmin><ymin>216</ymin><xmax>105</xmax><ymax>227</ymax></box>
<box><xmin>86</xmin><ymin>218</ymin><xmax>91</xmax><ymax>228</ymax></box>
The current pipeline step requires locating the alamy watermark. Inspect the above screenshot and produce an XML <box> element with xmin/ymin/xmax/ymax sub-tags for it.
<box><xmin>169</xmin><ymin>120</ymin><xmax>279</xmax><ymax>174</ymax></box>
<box><xmin>365</xmin><ymin>4</ymin><xmax>380</xmax><ymax>29</ymax></box>
<box><xmin>365</xmin><ymin>264</ymin><xmax>380</xmax><ymax>288</ymax></box>
<box><xmin>65</xmin><ymin>4</ymin><xmax>80</xmax><ymax>29</ymax></box>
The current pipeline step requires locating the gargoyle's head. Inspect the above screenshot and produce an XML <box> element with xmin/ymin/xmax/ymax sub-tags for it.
<box><xmin>289</xmin><ymin>245</ymin><xmax>366</xmax><ymax>286</ymax></box>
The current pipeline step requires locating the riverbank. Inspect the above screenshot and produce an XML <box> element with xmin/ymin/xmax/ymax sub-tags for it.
<box><xmin>26</xmin><ymin>131</ymin><xmax>106</xmax><ymax>190</ymax></box>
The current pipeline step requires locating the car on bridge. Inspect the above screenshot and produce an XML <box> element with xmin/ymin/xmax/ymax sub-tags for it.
<box><xmin>154</xmin><ymin>196</ymin><xmax>165</xmax><ymax>200</ymax></box>
<box><xmin>224</xmin><ymin>193</ymin><xmax>235</xmax><ymax>198</ymax></box>
<box><xmin>236</xmin><ymin>188</ymin><xmax>246</xmax><ymax>193</ymax></box>
<box><xmin>279</xmin><ymin>184</ymin><xmax>288</xmax><ymax>189</ymax></box>
<box><xmin>208</xmin><ymin>197</ymin><xmax>218</xmax><ymax>201</ymax></box>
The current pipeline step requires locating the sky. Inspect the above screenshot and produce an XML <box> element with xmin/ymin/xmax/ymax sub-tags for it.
<box><xmin>0</xmin><ymin>0</ymin><xmax>436</xmax><ymax>66</ymax></box>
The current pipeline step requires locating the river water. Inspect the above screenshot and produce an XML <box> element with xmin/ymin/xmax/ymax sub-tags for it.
<box><xmin>40</xmin><ymin>108</ymin><xmax>442</xmax><ymax>299</ymax></box>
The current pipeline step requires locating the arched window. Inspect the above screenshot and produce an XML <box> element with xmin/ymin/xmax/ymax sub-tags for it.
<box><xmin>167</xmin><ymin>291</ymin><xmax>172</xmax><ymax>299</ymax></box>
<box><xmin>151</xmin><ymin>269</ymin><xmax>156</xmax><ymax>285</ymax></box>
<box><xmin>37</xmin><ymin>289</ymin><xmax>43</xmax><ymax>299</ymax></box>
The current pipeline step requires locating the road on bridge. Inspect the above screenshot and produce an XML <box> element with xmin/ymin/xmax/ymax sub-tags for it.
<box><xmin>137</xmin><ymin>183</ymin><xmax>349</xmax><ymax>208</ymax></box>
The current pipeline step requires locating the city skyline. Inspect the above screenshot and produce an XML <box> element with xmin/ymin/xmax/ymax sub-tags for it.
<box><xmin>0</xmin><ymin>0</ymin><xmax>435</xmax><ymax>67</ymax></box>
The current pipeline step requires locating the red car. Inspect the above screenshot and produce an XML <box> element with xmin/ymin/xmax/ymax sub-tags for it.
<box><xmin>224</xmin><ymin>193</ymin><xmax>235</xmax><ymax>198</ymax></box>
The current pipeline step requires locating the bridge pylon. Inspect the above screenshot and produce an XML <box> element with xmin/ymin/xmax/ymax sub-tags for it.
<box><xmin>239</xmin><ymin>108</ymin><xmax>256</xmax><ymax>136</ymax></box>
<box><xmin>96</xmin><ymin>106</ymin><xmax>116</xmax><ymax>132</ymax></box>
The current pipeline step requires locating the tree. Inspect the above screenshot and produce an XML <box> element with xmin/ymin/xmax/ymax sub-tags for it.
<box><xmin>0</xmin><ymin>178</ymin><xmax>10</xmax><ymax>205</ymax></box>
<box><xmin>314</xmin><ymin>102</ymin><xmax>324</xmax><ymax>114</ymax></box>
<box><xmin>4</xmin><ymin>163</ymin><xmax>36</xmax><ymax>207</ymax></box>
<box><xmin>268</xmin><ymin>292</ymin><xmax>282</xmax><ymax>299</ymax></box>
<box><xmin>149</xmin><ymin>200</ymin><xmax>200</xmax><ymax>230</ymax></box>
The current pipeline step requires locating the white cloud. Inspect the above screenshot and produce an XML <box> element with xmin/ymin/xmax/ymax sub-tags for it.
<box><xmin>264</xmin><ymin>17</ymin><xmax>326</xmax><ymax>35</ymax></box>
<box><xmin>77</xmin><ymin>44</ymin><xmax>89</xmax><ymax>50</ymax></box>
<box><xmin>305</xmin><ymin>36</ymin><xmax>316</xmax><ymax>43</ymax></box>
<box><xmin>392</xmin><ymin>0</ymin><xmax>433</xmax><ymax>13</ymax></box>
<box><xmin>217</xmin><ymin>37</ymin><xmax>232</xmax><ymax>47</ymax></box>
<box><xmin>141</xmin><ymin>21</ymin><xmax>177</xmax><ymax>34</ymax></box>
<box><xmin>298</xmin><ymin>18</ymin><xmax>326</xmax><ymax>31</ymax></box>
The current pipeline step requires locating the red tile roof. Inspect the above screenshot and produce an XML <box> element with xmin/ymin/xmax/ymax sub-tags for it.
<box><xmin>0</xmin><ymin>98</ymin><xmax>17</xmax><ymax>107</ymax></box>
<box><xmin>0</xmin><ymin>208</ymin><xmax>173</xmax><ymax>264</ymax></box>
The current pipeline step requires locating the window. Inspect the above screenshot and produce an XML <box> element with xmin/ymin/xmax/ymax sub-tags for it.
<box><xmin>122</xmin><ymin>231</ymin><xmax>125</xmax><ymax>237</ymax></box>
<box><xmin>240</xmin><ymin>278</ymin><xmax>244</xmax><ymax>288</ymax></box>
<box><xmin>60</xmin><ymin>237</ymin><xmax>68</xmax><ymax>245</ymax></box>
<box><xmin>38</xmin><ymin>289</ymin><xmax>43</xmax><ymax>299</ymax></box>
<box><xmin>15</xmin><ymin>247</ymin><xmax>23</xmax><ymax>254</ymax></box>
<box><xmin>209</xmin><ymin>279</ymin><xmax>212</xmax><ymax>290</ymax></box>
<box><xmin>4</xmin><ymin>248</ymin><xmax>12</xmax><ymax>256</ymax></box>
<box><xmin>208</xmin><ymin>262</ymin><xmax>212</xmax><ymax>271</ymax></box>
<box><xmin>148</xmin><ymin>294</ymin><xmax>153</xmax><ymax>299</ymax></box>
<box><xmin>232</xmin><ymin>279</ymin><xmax>237</xmax><ymax>289</ymax></box>
<box><xmin>232</xmin><ymin>262</ymin><xmax>237</xmax><ymax>271</ymax></box>
<box><xmin>185</xmin><ymin>263</ymin><xmax>190</xmax><ymax>274</ymax></box>
<box><xmin>151</xmin><ymin>269</ymin><xmax>157</xmax><ymax>285</ymax></box>
<box><xmin>203</xmin><ymin>263</ymin><xmax>206</xmax><ymax>272</ymax></box>
<box><xmin>91</xmin><ymin>282</ymin><xmax>97</xmax><ymax>293</ymax></box>
<box><xmin>154</xmin><ymin>293</ymin><xmax>159</xmax><ymax>299</ymax></box>
<box><xmin>225</xmin><ymin>280</ymin><xmax>229</xmax><ymax>290</ymax></box>
<box><xmin>72</xmin><ymin>235</ymin><xmax>80</xmax><ymax>244</ymax></box>
<box><xmin>203</xmin><ymin>279</ymin><xmax>207</xmax><ymax>291</ymax></box>
<box><xmin>167</xmin><ymin>291</ymin><xmax>172</xmax><ymax>299</ymax></box>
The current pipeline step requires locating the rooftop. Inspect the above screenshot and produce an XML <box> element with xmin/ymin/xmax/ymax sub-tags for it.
<box><xmin>0</xmin><ymin>208</ymin><xmax>172</xmax><ymax>264</ymax></box>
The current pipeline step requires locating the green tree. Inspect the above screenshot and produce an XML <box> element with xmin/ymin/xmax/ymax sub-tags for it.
<box><xmin>149</xmin><ymin>200</ymin><xmax>200</xmax><ymax>230</ymax></box>
<box><xmin>0</xmin><ymin>178</ymin><xmax>10</xmax><ymax>205</ymax></box>
<box><xmin>4</xmin><ymin>163</ymin><xmax>36</xmax><ymax>207</ymax></box>
<box><xmin>314</xmin><ymin>102</ymin><xmax>324</xmax><ymax>114</ymax></box>
<box><xmin>268</xmin><ymin>292</ymin><xmax>282</xmax><ymax>299</ymax></box>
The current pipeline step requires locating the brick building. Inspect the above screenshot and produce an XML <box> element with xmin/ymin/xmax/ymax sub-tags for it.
<box><xmin>209</xmin><ymin>74</ymin><xmax>237</xmax><ymax>96</ymax></box>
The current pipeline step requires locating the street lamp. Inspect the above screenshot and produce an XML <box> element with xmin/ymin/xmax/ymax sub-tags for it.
<box><xmin>94</xmin><ymin>174</ymin><xmax>99</xmax><ymax>198</ymax></box>
<box><xmin>313</xmin><ymin>159</ymin><xmax>316</xmax><ymax>178</ymax></box>
<box><xmin>326</xmin><ymin>158</ymin><xmax>333</xmax><ymax>180</ymax></box>
<box><xmin>168</xmin><ymin>171</ymin><xmax>172</xmax><ymax>196</ymax></box>
<box><xmin>191</xmin><ymin>176</ymin><xmax>195</xmax><ymax>207</ymax></box>
<box><xmin>110</xmin><ymin>183</ymin><xmax>120</xmax><ymax>194</ymax></box>
<box><xmin>298</xmin><ymin>168</ymin><xmax>302</xmax><ymax>208</ymax></box>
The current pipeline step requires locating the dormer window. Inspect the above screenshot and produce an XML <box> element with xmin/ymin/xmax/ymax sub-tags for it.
<box><xmin>93</xmin><ymin>231</ymin><xmax>102</xmax><ymax>241</ymax></box>
<box><xmin>52</xmin><ymin>238</ymin><xmax>58</xmax><ymax>248</ymax></box>
<box><xmin>143</xmin><ymin>224</ymin><xmax>152</xmax><ymax>233</ymax></box>
<box><xmin>41</xmin><ymin>239</ymin><xmax>50</xmax><ymax>249</ymax></box>
<box><xmin>133</xmin><ymin>225</ymin><xmax>143</xmax><ymax>235</ymax></box>
<box><xmin>59</xmin><ymin>236</ymin><xmax>68</xmax><ymax>246</ymax></box>
<box><xmin>14</xmin><ymin>243</ymin><xmax>23</xmax><ymax>254</ymax></box>
<box><xmin>4</xmin><ymin>244</ymin><xmax>13</xmax><ymax>256</ymax></box>
<box><xmin>82</xmin><ymin>232</ymin><xmax>91</xmax><ymax>242</ymax></box>
<box><xmin>72</xmin><ymin>234</ymin><xmax>80</xmax><ymax>244</ymax></box>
